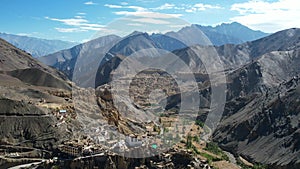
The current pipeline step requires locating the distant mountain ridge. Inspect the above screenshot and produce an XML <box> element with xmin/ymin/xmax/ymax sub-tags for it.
<box><xmin>1</xmin><ymin>22</ymin><xmax>267</xmax><ymax>59</ymax></box>
<box><xmin>38</xmin><ymin>22</ymin><xmax>268</xmax><ymax>81</ymax></box>
<box><xmin>165</xmin><ymin>22</ymin><xmax>268</xmax><ymax>46</ymax></box>
<box><xmin>0</xmin><ymin>33</ymin><xmax>77</xmax><ymax>57</ymax></box>
<box><xmin>196</xmin><ymin>22</ymin><xmax>268</xmax><ymax>44</ymax></box>
<box><xmin>0</xmin><ymin>37</ymin><xmax>71</xmax><ymax>90</ymax></box>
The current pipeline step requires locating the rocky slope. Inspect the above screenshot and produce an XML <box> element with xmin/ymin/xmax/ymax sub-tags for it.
<box><xmin>0</xmin><ymin>98</ymin><xmax>68</xmax><ymax>150</ymax></box>
<box><xmin>38</xmin><ymin>35</ymin><xmax>122</xmax><ymax>87</ymax></box>
<box><xmin>0</xmin><ymin>38</ymin><xmax>69</xmax><ymax>82</ymax></box>
<box><xmin>0</xmin><ymin>38</ymin><xmax>75</xmax><ymax>151</ymax></box>
<box><xmin>214</xmin><ymin>74</ymin><xmax>300</xmax><ymax>168</ymax></box>
<box><xmin>212</xmin><ymin>29</ymin><xmax>300</xmax><ymax>168</ymax></box>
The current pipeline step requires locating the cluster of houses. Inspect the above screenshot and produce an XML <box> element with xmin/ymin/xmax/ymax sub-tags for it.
<box><xmin>52</xmin><ymin>108</ymin><xmax>76</xmax><ymax>127</ymax></box>
<box><xmin>58</xmin><ymin>140</ymin><xmax>105</xmax><ymax>157</ymax></box>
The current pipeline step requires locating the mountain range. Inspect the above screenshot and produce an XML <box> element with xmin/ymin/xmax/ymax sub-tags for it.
<box><xmin>195</xmin><ymin>22</ymin><xmax>268</xmax><ymax>45</ymax></box>
<box><xmin>0</xmin><ymin>22</ymin><xmax>267</xmax><ymax>60</ymax></box>
<box><xmin>64</xmin><ymin>27</ymin><xmax>300</xmax><ymax>168</ymax></box>
<box><xmin>0</xmin><ymin>22</ymin><xmax>299</xmax><ymax>168</ymax></box>
<box><xmin>39</xmin><ymin>22</ymin><xmax>268</xmax><ymax>85</ymax></box>
<box><xmin>166</xmin><ymin>22</ymin><xmax>268</xmax><ymax>47</ymax></box>
<box><xmin>0</xmin><ymin>33</ymin><xmax>77</xmax><ymax>57</ymax></box>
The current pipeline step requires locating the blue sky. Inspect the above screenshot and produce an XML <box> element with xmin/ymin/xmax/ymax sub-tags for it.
<box><xmin>0</xmin><ymin>0</ymin><xmax>299</xmax><ymax>42</ymax></box>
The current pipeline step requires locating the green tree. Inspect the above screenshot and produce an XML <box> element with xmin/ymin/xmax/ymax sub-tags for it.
<box><xmin>186</xmin><ymin>134</ymin><xmax>193</xmax><ymax>149</ymax></box>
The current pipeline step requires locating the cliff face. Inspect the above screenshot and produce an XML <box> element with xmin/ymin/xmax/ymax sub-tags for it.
<box><xmin>217</xmin><ymin>84</ymin><xmax>300</xmax><ymax>168</ymax></box>
<box><xmin>213</xmin><ymin>60</ymin><xmax>300</xmax><ymax>168</ymax></box>
<box><xmin>206</xmin><ymin>29</ymin><xmax>300</xmax><ymax>168</ymax></box>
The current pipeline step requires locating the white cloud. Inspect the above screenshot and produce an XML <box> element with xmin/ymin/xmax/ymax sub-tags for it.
<box><xmin>154</xmin><ymin>3</ymin><xmax>175</xmax><ymax>10</ymax></box>
<box><xmin>126</xmin><ymin>17</ymin><xmax>170</xmax><ymax>24</ymax></box>
<box><xmin>127</xmin><ymin>5</ymin><xmax>147</xmax><ymax>12</ymax></box>
<box><xmin>17</xmin><ymin>33</ymin><xmax>31</xmax><ymax>36</ymax></box>
<box><xmin>127</xmin><ymin>23</ymin><xmax>144</xmax><ymax>26</ymax></box>
<box><xmin>230</xmin><ymin>0</ymin><xmax>300</xmax><ymax>32</ymax></box>
<box><xmin>74</xmin><ymin>15</ymin><xmax>85</xmax><ymax>19</ymax></box>
<box><xmin>55</xmin><ymin>28</ymin><xmax>86</xmax><ymax>33</ymax></box>
<box><xmin>46</xmin><ymin>16</ymin><xmax>105</xmax><ymax>32</ymax></box>
<box><xmin>80</xmin><ymin>26</ymin><xmax>104</xmax><ymax>31</ymax></box>
<box><xmin>136</xmin><ymin>0</ymin><xmax>157</xmax><ymax>3</ymax></box>
<box><xmin>194</xmin><ymin>3</ymin><xmax>221</xmax><ymax>10</ymax></box>
<box><xmin>114</xmin><ymin>11</ymin><xmax>182</xmax><ymax>18</ymax></box>
<box><xmin>84</xmin><ymin>1</ymin><xmax>97</xmax><ymax>5</ymax></box>
<box><xmin>104</xmin><ymin>4</ymin><xmax>146</xmax><ymax>11</ymax></box>
<box><xmin>114</xmin><ymin>11</ymin><xmax>143</xmax><ymax>16</ymax></box>
<box><xmin>104</xmin><ymin>3</ymin><xmax>182</xmax><ymax>18</ymax></box>
<box><xmin>92</xmin><ymin>4</ymin><xmax>188</xmax><ymax>37</ymax></box>
<box><xmin>121</xmin><ymin>2</ymin><xmax>128</xmax><ymax>5</ymax></box>
<box><xmin>185</xmin><ymin>3</ymin><xmax>221</xmax><ymax>13</ymax></box>
<box><xmin>104</xmin><ymin>4</ymin><xmax>123</xmax><ymax>8</ymax></box>
<box><xmin>185</xmin><ymin>9</ymin><xmax>195</xmax><ymax>13</ymax></box>
<box><xmin>151</xmin><ymin>3</ymin><xmax>220</xmax><ymax>12</ymax></box>
<box><xmin>77</xmin><ymin>12</ymin><xmax>86</xmax><ymax>15</ymax></box>
<box><xmin>45</xmin><ymin>17</ymin><xmax>88</xmax><ymax>26</ymax></box>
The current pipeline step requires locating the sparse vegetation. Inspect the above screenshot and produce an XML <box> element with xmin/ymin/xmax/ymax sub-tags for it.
<box><xmin>51</xmin><ymin>166</ymin><xmax>60</xmax><ymax>169</ymax></box>
<box><xmin>195</xmin><ymin>120</ymin><xmax>204</xmax><ymax>128</ymax></box>
<box><xmin>163</xmin><ymin>127</ymin><xmax>169</xmax><ymax>133</ymax></box>
<box><xmin>204</xmin><ymin>142</ymin><xmax>229</xmax><ymax>161</ymax></box>
<box><xmin>205</xmin><ymin>142</ymin><xmax>222</xmax><ymax>154</ymax></box>
<box><xmin>186</xmin><ymin>134</ymin><xmax>193</xmax><ymax>149</ymax></box>
<box><xmin>252</xmin><ymin>164</ymin><xmax>268</xmax><ymax>169</ymax></box>
<box><xmin>193</xmin><ymin>135</ymin><xmax>199</xmax><ymax>143</ymax></box>
<box><xmin>153</xmin><ymin>125</ymin><xmax>160</xmax><ymax>133</ymax></box>
<box><xmin>199</xmin><ymin>152</ymin><xmax>223</xmax><ymax>164</ymax></box>
<box><xmin>237</xmin><ymin>159</ymin><xmax>268</xmax><ymax>169</ymax></box>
